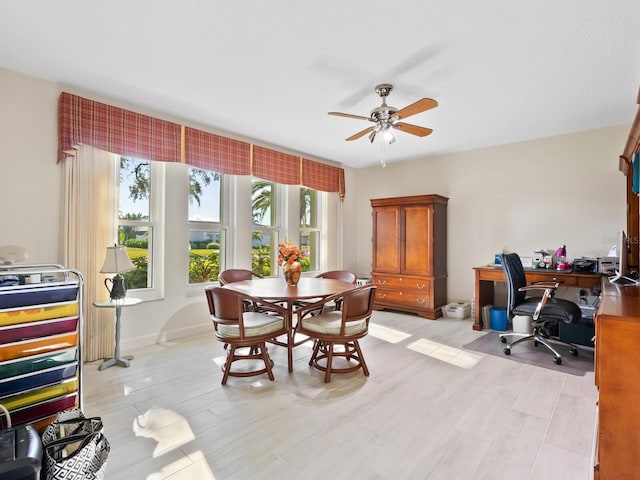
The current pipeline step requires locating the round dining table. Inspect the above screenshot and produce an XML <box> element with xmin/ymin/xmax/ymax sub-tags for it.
<box><xmin>221</xmin><ymin>277</ymin><xmax>355</xmax><ymax>372</ymax></box>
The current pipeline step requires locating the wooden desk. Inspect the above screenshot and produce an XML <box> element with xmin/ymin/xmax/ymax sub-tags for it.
<box><xmin>222</xmin><ymin>277</ymin><xmax>355</xmax><ymax>372</ymax></box>
<box><xmin>472</xmin><ymin>265</ymin><xmax>600</xmax><ymax>331</ymax></box>
<box><xmin>593</xmin><ymin>280</ymin><xmax>640</xmax><ymax>479</ymax></box>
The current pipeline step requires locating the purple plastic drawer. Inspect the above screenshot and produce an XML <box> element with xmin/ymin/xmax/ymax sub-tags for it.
<box><xmin>0</xmin><ymin>317</ymin><xmax>78</xmax><ymax>345</ymax></box>
<box><xmin>0</xmin><ymin>393</ymin><xmax>78</xmax><ymax>429</ymax></box>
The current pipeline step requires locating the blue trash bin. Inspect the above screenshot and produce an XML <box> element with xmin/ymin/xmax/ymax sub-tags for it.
<box><xmin>490</xmin><ymin>307</ymin><xmax>508</xmax><ymax>331</ymax></box>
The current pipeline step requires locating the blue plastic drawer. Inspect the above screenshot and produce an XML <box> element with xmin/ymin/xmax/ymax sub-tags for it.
<box><xmin>0</xmin><ymin>283</ymin><xmax>78</xmax><ymax>309</ymax></box>
<box><xmin>0</xmin><ymin>363</ymin><xmax>77</xmax><ymax>397</ymax></box>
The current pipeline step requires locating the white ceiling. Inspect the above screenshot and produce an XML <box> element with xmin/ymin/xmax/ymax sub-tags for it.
<box><xmin>1</xmin><ymin>1</ymin><xmax>639</xmax><ymax>168</ymax></box>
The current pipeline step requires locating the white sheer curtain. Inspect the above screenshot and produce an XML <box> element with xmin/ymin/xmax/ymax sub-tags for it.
<box><xmin>62</xmin><ymin>146</ymin><xmax>118</xmax><ymax>361</ymax></box>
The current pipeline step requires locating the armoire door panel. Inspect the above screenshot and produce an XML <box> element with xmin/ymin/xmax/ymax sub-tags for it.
<box><xmin>402</xmin><ymin>205</ymin><xmax>432</xmax><ymax>276</ymax></box>
<box><xmin>372</xmin><ymin>206</ymin><xmax>401</xmax><ymax>273</ymax></box>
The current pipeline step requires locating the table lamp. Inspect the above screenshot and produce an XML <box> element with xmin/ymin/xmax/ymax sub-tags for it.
<box><xmin>100</xmin><ymin>244</ymin><xmax>135</xmax><ymax>300</ymax></box>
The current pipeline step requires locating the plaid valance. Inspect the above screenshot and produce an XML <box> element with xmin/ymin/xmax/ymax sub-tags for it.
<box><xmin>184</xmin><ymin>126</ymin><xmax>251</xmax><ymax>175</ymax></box>
<box><xmin>58</xmin><ymin>92</ymin><xmax>346</xmax><ymax>198</ymax></box>
<box><xmin>252</xmin><ymin>146</ymin><xmax>300</xmax><ymax>185</ymax></box>
<box><xmin>58</xmin><ymin>92</ymin><xmax>181</xmax><ymax>164</ymax></box>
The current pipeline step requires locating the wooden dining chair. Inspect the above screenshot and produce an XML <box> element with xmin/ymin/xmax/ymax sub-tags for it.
<box><xmin>316</xmin><ymin>270</ymin><xmax>357</xmax><ymax>284</ymax></box>
<box><xmin>295</xmin><ymin>270</ymin><xmax>358</xmax><ymax>315</ymax></box>
<box><xmin>315</xmin><ymin>270</ymin><xmax>357</xmax><ymax>311</ymax></box>
<box><xmin>218</xmin><ymin>269</ymin><xmax>262</xmax><ymax>285</ymax></box>
<box><xmin>295</xmin><ymin>284</ymin><xmax>376</xmax><ymax>383</ymax></box>
<box><xmin>205</xmin><ymin>287</ymin><xmax>287</xmax><ymax>385</ymax></box>
<box><xmin>219</xmin><ymin>268</ymin><xmax>278</xmax><ymax>314</ymax></box>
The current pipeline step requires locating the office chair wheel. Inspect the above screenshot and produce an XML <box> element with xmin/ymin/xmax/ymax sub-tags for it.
<box><xmin>554</xmin><ymin>357</ymin><xmax>562</xmax><ymax>365</ymax></box>
<box><xmin>570</xmin><ymin>348</ymin><xmax>578</xmax><ymax>356</ymax></box>
<box><xmin>500</xmin><ymin>337</ymin><xmax>507</xmax><ymax>343</ymax></box>
<box><xmin>534</xmin><ymin>340</ymin><xmax>539</xmax><ymax>347</ymax></box>
<box><xmin>503</xmin><ymin>347</ymin><xmax>511</xmax><ymax>355</ymax></box>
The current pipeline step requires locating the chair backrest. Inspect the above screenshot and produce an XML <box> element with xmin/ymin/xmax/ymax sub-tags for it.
<box><xmin>341</xmin><ymin>285</ymin><xmax>376</xmax><ymax>322</ymax></box>
<box><xmin>316</xmin><ymin>270</ymin><xmax>357</xmax><ymax>284</ymax></box>
<box><xmin>205</xmin><ymin>286</ymin><xmax>240</xmax><ymax>322</ymax></box>
<box><xmin>219</xmin><ymin>269</ymin><xmax>261</xmax><ymax>286</ymax></box>
<box><xmin>500</xmin><ymin>253</ymin><xmax>528</xmax><ymax>314</ymax></box>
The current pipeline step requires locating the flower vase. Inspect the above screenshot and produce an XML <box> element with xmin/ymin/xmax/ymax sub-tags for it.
<box><xmin>283</xmin><ymin>261</ymin><xmax>302</xmax><ymax>286</ymax></box>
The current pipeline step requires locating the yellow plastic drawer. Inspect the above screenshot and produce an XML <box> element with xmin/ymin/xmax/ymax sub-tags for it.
<box><xmin>0</xmin><ymin>378</ymin><xmax>78</xmax><ymax>411</ymax></box>
<box><xmin>0</xmin><ymin>302</ymin><xmax>78</xmax><ymax>327</ymax></box>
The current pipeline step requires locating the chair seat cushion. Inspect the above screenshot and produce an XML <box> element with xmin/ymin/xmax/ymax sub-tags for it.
<box><xmin>217</xmin><ymin>312</ymin><xmax>284</xmax><ymax>338</ymax></box>
<box><xmin>300</xmin><ymin>311</ymin><xmax>367</xmax><ymax>336</ymax></box>
<box><xmin>513</xmin><ymin>297</ymin><xmax>582</xmax><ymax>324</ymax></box>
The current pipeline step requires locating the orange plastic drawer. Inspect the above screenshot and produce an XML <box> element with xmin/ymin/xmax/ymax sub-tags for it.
<box><xmin>0</xmin><ymin>332</ymin><xmax>78</xmax><ymax>361</ymax></box>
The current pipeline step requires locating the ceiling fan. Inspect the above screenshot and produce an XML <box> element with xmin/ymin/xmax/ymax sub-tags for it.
<box><xmin>328</xmin><ymin>83</ymin><xmax>438</xmax><ymax>144</ymax></box>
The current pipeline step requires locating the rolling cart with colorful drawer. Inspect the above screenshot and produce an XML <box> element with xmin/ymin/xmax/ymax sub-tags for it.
<box><xmin>0</xmin><ymin>264</ymin><xmax>83</xmax><ymax>433</ymax></box>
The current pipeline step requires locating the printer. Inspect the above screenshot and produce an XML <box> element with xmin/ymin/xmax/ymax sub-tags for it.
<box><xmin>573</xmin><ymin>257</ymin><xmax>598</xmax><ymax>274</ymax></box>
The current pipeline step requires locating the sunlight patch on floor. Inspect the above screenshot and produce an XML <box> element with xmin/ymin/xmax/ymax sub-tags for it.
<box><xmin>133</xmin><ymin>407</ymin><xmax>195</xmax><ymax>457</ymax></box>
<box><xmin>368</xmin><ymin>322</ymin><xmax>412</xmax><ymax>343</ymax></box>
<box><xmin>407</xmin><ymin>338</ymin><xmax>483</xmax><ymax>369</ymax></box>
<box><xmin>157</xmin><ymin>455</ymin><xmax>217</xmax><ymax>480</ymax></box>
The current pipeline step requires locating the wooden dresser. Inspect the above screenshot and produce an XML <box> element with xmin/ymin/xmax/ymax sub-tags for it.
<box><xmin>593</xmin><ymin>280</ymin><xmax>640</xmax><ymax>479</ymax></box>
<box><xmin>370</xmin><ymin>194</ymin><xmax>447</xmax><ymax>319</ymax></box>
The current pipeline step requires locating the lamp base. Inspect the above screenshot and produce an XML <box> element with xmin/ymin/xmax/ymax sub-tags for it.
<box><xmin>105</xmin><ymin>274</ymin><xmax>127</xmax><ymax>300</ymax></box>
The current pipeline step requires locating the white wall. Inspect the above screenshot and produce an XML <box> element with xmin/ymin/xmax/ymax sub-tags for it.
<box><xmin>352</xmin><ymin>126</ymin><xmax>628</xmax><ymax>303</ymax></box>
<box><xmin>0</xmin><ymin>67</ymin><xmax>62</xmax><ymax>263</ymax></box>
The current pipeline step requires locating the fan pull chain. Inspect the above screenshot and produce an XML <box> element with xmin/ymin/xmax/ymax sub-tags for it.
<box><xmin>380</xmin><ymin>138</ymin><xmax>387</xmax><ymax>167</ymax></box>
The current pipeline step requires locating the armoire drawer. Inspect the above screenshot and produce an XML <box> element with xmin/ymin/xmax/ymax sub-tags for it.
<box><xmin>374</xmin><ymin>289</ymin><xmax>430</xmax><ymax>310</ymax></box>
<box><xmin>371</xmin><ymin>274</ymin><xmax>431</xmax><ymax>293</ymax></box>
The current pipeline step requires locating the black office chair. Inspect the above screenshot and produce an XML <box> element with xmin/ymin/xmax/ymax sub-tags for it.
<box><xmin>499</xmin><ymin>252</ymin><xmax>582</xmax><ymax>365</ymax></box>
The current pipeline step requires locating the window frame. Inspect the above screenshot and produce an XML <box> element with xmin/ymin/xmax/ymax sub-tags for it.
<box><xmin>251</xmin><ymin>178</ymin><xmax>282</xmax><ymax>277</ymax></box>
<box><xmin>187</xmin><ymin>166</ymin><xmax>227</xmax><ymax>287</ymax></box>
<box><xmin>300</xmin><ymin>187</ymin><xmax>322</xmax><ymax>273</ymax></box>
<box><xmin>116</xmin><ymin>156</ymin><xmax>164</xmax><ymax>302</ymax></box>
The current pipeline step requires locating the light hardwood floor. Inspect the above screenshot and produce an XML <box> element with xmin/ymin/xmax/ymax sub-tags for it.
<box><xmin>82</xmin><ymin>310</ymin><xmax>597</xmax><ymax>480</ymax></box>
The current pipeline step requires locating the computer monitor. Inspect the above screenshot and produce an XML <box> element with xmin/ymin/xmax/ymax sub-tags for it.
<box><xmin>609</xmin><ymin>230</ymin><xmax>638</xmax><ymax>286</ymax></box>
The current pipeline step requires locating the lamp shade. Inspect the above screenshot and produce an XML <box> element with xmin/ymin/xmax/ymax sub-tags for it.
<box><xmin>100</xmin><ymin>244</ymin><xmax>135</xmax><ymax>274</ymax></box>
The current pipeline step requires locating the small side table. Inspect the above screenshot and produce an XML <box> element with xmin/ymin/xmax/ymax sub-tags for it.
<box><xmin>93</xmin><ymin>297</ymin><xmax>142</xmax><ymax>370</ymax></box>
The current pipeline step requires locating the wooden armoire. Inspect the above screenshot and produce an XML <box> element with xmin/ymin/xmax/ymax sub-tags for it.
<box><xmin>370</xmin><ymin>194</ymin><xmax>448</xmax><ymax>319</ymax></box>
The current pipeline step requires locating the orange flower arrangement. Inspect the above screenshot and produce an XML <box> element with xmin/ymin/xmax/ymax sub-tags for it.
<box><xmin>277</xmin><ymin>240</ymin><xmax>304</xmax><ymax>266</ymax></box>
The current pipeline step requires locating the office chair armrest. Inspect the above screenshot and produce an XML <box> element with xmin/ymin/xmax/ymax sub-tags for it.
<box><xmin>518</xmin><ymin>282</ymin><xmax>560</xmax><ymax>292</ymax></box>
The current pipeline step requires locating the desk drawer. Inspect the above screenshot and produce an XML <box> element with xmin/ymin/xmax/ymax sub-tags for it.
<box><xmin>375</xmin><ymin>289</ymin><xmax>430</xmax><ymax>310</ymax></box>
<box><xmin>371</xmin><ymin>274</ymin><xmax>431</xmax><ymax>293</ymax></box>
<box><xmin>525</xmin><ymin>271</ymin><xmax>578</xmax><ymax>286</ymax></box>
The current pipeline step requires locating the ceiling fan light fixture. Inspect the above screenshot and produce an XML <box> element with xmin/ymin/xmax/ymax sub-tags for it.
<box><xmin>328</xmin><ymin>82</ymin><xmax>437</xmax><ymax>166</ymax></box>
<box><xmin>382</xmin><ymin>124</ymin><xmax>395</xmax><ymax>144</ymax></box>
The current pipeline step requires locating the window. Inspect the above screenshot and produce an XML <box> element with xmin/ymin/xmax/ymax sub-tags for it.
<box><xmin>188</xmin><ymin>167</ymin><xmax>224</xmax><ymax>284</ymax></box>
<box><xmin>118</xmin><ymin>157</ymin><xmax>158</xmax><ymax>291</ymax></box>
<box><xmin>251</xmin><ymin>179</ymin><xmax>279</xmax><ymax>276</ymax></box>
<box><xmin>300</xmin><ymin>187</ymin><xmax>320</xmax><ymax>272</ymax></box>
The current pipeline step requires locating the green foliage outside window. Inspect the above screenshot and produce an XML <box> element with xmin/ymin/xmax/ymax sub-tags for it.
<box><xmin>189</xmin><ymin>251</ymin><xmax>220</xmax><ymax>283</ymax></box>
<box><xmin>122</xmin><ymin>255</ymin><xmax>148</xmax><ymax>290</ymax></box>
